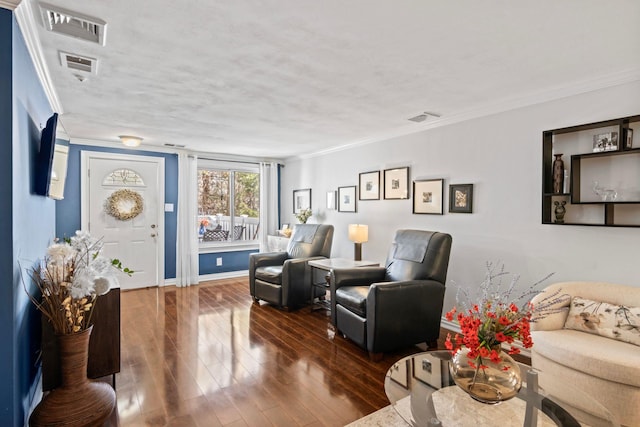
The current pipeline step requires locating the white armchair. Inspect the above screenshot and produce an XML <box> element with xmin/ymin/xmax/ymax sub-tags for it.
<box><xmin>530</xmin><ymin>281</ymin><xmax>640</xmax><ymax>427</ymax></box>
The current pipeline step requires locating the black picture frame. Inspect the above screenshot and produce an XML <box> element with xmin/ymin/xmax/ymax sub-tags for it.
<box><xmin>293</xmin><ymin>188</ymin><xmax>311</xmax><ymax>213</ymax></box>
<box><xmin>383</xmin><ymin>167</ymin><xmax>410</xmax><ymax>200</ymax></box>
<box><xmin>412</xmin><ymin>179</ymin><xmax>444</xmax><ymax>214</ymax></box>
<box><xmin>338</xmin><ymin>186</ymin><xmax>357</xmax><ymax>212</ymax></box>
<box><xmin>449</xmin><ymin>184</ymin><xmax>473</xmax><ymax>213</ymax></box>
<box><xmin>359</xmin><ymin>170</ymin><xmax>380</xmax><ymax>200</ymax></box>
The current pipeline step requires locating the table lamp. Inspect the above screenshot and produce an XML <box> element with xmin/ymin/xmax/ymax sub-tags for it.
<box><xmin>348</xmin><ymin>224</ymin><xmax>368</xmax><ymax>261</ymax></box>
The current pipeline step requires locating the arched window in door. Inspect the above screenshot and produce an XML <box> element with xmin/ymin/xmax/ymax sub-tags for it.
<box><xmin>102</xmin><ymin>168</ymin><xmax>145</xmax><ymax>187</ymax></box>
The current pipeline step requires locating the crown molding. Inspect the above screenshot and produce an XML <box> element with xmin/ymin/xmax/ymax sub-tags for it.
<box><xmin>296</xmin><ymin>68</ymin><xmax>640</xmax><ymax>161</ymax></box>
<box><xmin>14</xmin><ymin>0</ymin><xmax>64</xmax><ymax>113</ymax></box>
<box><xmin>0</xmin><ymin>0</ymin><xmax>22</xmax><ymax>10</ymax></box>
<box><xmin>71</xmin><ymin>137</ymin><xmax>284</xmax><ymax>165</ymax></box>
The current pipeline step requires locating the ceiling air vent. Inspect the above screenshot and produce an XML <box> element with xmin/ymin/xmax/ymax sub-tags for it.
<box><xmin>39</xmin><ymin>2</ymin><xmax>107</xmax><ymax>46</ymax></box>
<box><xmin>408</xmin><ymin>112</ymin><xmax>441</xmax><ymax>123</ymax></box>
<box><xmin>164</xmin><ymin>143</ymin><xmax>186</xmax><ymax>148</ymax></box>
<box><xmin>59</xmin><ymin>51</ymin><xmax>97</xmax><ymax>76</ymax></box>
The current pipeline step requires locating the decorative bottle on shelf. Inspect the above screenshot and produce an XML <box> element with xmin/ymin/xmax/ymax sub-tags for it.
<box><xmin>552</xmin><ymin>154</ymin><xmax>564</xmax><ymax>193</ymax></box>
<box><xmin>554</xmin><ymin>201</ymin><xmax>566</xmax><ymax>224</ymax></box>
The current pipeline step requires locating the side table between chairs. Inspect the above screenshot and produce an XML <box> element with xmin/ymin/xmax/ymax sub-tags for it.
<box><xmin>308</xmin><ymin>258</ymin><xmax>378</xmax><ymax>313</ymax></box>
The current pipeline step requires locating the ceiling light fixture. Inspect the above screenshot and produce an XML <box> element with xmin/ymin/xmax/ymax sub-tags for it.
<box><xmin>119</xmin><ymin>135</ymin><xmax>143</xmax><ymax>147</ymax></box>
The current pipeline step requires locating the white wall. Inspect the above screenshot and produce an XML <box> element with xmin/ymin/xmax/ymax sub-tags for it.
<box><xmin>281</xmin><ymin>80</ymin><xmax>640</xmax><ymax>311</ymax></box>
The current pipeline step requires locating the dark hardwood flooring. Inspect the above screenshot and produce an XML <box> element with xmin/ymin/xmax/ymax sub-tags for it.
<box><xmin>110</xmin><ymin>277</ymin><xmax>527</xmax><ymax>426</ymax></box>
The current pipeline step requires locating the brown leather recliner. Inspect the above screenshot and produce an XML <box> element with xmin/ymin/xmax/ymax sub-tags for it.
<box><xmin>330</xmin><ymin>229</ymin><xmax>452</xmax><ymax>359</ymax></box>
<box><xmin>249</xmin><ymin>224</ymin><xmax>334</xmax><ymax>310</ymax></box>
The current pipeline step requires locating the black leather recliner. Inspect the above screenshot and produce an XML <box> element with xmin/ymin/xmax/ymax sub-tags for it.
<box><xmin>249</xmin><ymin>224</ymin><xmax>334</xmax><ymax>310</ymax></box>
<box><xmin>330</xmin><ymin>229</ymin><xmax>452</xmax><ymax>359</ymax></box>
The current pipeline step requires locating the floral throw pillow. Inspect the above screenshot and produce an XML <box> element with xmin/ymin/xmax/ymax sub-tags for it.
<box><xmin>564</xmin><ymin>297</ymin><xmax>640</xmax><ymax>346</ymax></box>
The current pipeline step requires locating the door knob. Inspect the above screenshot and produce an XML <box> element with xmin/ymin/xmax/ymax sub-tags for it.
<box><xmin>151</xmin><ymin>224</ymin><xmax>156</xmax><ymax>228</ymax></box>
<box><xmin>151</xmin><ymin>233</ymin><xmax>157</xmax><ymax>237</ymax></box>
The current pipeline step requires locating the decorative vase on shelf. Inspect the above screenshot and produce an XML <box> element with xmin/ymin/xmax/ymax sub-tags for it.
<box><xmin>554</xmin><ymin>200</ymin><xmax>567</xmax><ymax>224</ymax></box>
<box><xmin>29</xmin><ymin>326</ymin><xmax>116</xmax><ymax>427</ymax></box>
<box><xmin>552</xmin><ymin>154</ymin><xmax>565</xmax><ymax>193</ymax></box>
<box><xmin>449</xmin><ymin>347</ymin><xmax>522</xmax><ymax>404</ymax></box>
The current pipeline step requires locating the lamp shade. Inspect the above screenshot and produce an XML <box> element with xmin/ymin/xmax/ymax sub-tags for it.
<box><xmin>119</xmin><ymin>135</ymin><xmax>143</xmax><ymax>147</ymax></box>
<box><xmin>348</xmin><ymin>224</ymin><xmax>368</xmax><ymax>243</ymax></box>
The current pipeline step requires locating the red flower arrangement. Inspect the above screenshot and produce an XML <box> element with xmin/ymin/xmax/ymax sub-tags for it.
<box><xmin>444</xmin><ymin>263</ymin><xmax>559</xmax><ymax>368</ymax></box>
<box><xmin>445</xmin><ymin>301</ymin><xmax>534</xmax><ymax>368</ymax></box>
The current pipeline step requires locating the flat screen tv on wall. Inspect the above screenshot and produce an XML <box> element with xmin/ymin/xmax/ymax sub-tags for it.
<box><xmin>35</xmin><ymin>113</ymin><xmax>68</xmax><ymax>200</ymax></box>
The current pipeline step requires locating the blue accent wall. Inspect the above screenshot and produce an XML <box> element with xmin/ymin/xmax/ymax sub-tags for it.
<box><xmin>0</xmin><ymin>9</ymin><xmax>14</xmax><ymax>425</ymax></box>
<box><xmin>55</xmin><ymin>144</ymin><xmax>179</xmax><ymax>279</ymax></box>
<box><xmin>4</xmin><ymin>10</ymin><xmax>57</xmax><ymax>426</ymax></box>
<box><xmin>199</xmin><ymin>250</ymin><xmax>258</xmax><ymax>275</ymax></box>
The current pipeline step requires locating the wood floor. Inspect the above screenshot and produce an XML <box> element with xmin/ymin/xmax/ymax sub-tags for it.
<box><xmin>110</xmin><ymin>277</ymin><xmax>459</xmax><ymax>426</ymax></box>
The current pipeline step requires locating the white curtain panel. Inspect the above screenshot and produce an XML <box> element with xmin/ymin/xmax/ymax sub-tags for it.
<box><xmin>259</xmin><ymin>162</ymin><xmax>280</xmax><ymax>252</ymax></box>
<box><xmin>176</xmin><ymin>153</ymin><xmax>199</xmax><ymax>286</ymax></box>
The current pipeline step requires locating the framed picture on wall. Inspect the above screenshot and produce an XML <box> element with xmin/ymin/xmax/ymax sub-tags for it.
<box><xmin>384</xmin><ymin>167</ymin><xmax>410</xmax><ymax>199</ymax></box>
<box><xmin>413</xmin><ymin>179</ymin><xmax>443</xmax><ymax>214</ymax></box>
<box><xmin>338</xmin><ymin>186</ymin><xmax>357</xmax><ymax>212</ymax></box>
<box><xmin>327</xmin><ymin>191</ymin><xmax>336</xmax><ymax>210</ymax></box>
<box><xmin>293</xmin><ymin>188</ymin><xmax>311</xmax><ymax>213</ymax></box>
<box><xmin>359</xmin><ymin>170</ymin><xmax>380</xmax><ymax>200</ymax></box>
<box><xmin>449</xmin><ymin>184</ymin><xmax>473</xmax><ymax>213</ymax></box>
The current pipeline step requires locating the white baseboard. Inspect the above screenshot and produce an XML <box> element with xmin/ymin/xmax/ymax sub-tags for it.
<box><xmin>162</xmin><ymin>271</ymin><xmax>249</xmax><ymax>287</ymax></box>
<box><xmin>199</xmin><ymin>270</ymin><xmax>249</xmax><ymax>283</ymax></box>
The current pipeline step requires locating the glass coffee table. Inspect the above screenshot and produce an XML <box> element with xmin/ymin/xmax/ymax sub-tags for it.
<box><xmin>384</xmin><ymin>351</ymin><xmax>619</xmax><ymax>427</ymax></box>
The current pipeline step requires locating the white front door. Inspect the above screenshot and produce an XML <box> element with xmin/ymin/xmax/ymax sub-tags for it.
<box><xmin>82</xmin><ymin>151</ymin><xmax>165</xmax><ymax>290</ymax></box>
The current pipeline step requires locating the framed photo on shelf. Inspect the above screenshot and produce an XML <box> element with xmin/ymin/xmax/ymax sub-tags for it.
<box><xmin>449</xmin><ymin>184</ymin><xmax>474</xmax><ymax>213</ymax></box>
<box><xmin>384</xmin><ymin>167</ymin><xmax>410</xmax><ymax>199</ymax></box>
<box><xmin>293</xmin><ymin>188</ymin><xmax>311</xmax><ymax>214</ymax></box>
<box><xmin>412</xmin><ymin>179</ymin><xmax>443</xmax><ymax>214</ymax></box>
<box><xmin>338</xmin><ymin>186</ymin><xmax>357</xmax><ymax>212</ymax></box>
<box><xmin>359</xmin><ymin>170</ymin><xmax>380</xmax><ymax>200</ymax></box>
<box><xmin>326</xmin><ymin>191</ymin><xmax>336</xmax><ymax>210</ymax></box>
<box><xmin>592</xmin><ymin>132</ymin><xmax>618</xmax><ymax>152</ymax></box>
<box><xmin>626</xmin><ymin>128</ymin><xmax>634</xmax><ymax>149</ymax></box>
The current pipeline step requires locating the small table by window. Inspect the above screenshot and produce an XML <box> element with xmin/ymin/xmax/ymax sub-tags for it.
<box><xmin>308</xmin><ymin>258</ymin><xmax>378</xmax><ymax>313</ymax></box>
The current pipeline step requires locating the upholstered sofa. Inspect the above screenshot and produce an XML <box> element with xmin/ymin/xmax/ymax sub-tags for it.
<box><xmin>530</xmin><ymin>281</ymin><xmax>640</xmax><ymax>427</ymax></box>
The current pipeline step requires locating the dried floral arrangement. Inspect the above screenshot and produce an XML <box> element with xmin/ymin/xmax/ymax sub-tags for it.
<box><xmin>24</xmin><ymin>231</ymin><xmax>133</xmax><ymax>334</ymax></box>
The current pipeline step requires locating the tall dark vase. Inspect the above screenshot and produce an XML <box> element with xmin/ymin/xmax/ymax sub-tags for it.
<box><xmin>29</xmin><ymin>326</ymin><xmax>116</xmax><ymax>427</ymax></box>
<box><xmin>553</xmin><ymin>153</ymin><xmax>565</xmax><ymax>193</ymax></box>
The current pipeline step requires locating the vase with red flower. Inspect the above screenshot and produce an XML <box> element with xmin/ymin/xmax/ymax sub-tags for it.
<box><xmin>444</xmin><ymin>262</ymin><xmax>558</xmax><ymax>404</ymax></box>
<box><xmin>449</xmin><ymin>345</ymin><xmax>521</xmax><ymax>404</ymax></box>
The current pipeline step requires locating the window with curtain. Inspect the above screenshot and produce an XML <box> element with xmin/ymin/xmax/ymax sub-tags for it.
<box><xmin>197</xmin><ymin>160</ymin><xmax>260</xmax><ymax>246</ymax></box>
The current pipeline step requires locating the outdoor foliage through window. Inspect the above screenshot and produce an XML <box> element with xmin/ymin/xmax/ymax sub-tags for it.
<box><xmin>198</xmin><ymin>168</ymin><xmax>260</xmax><ymax>243</ymax></box>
